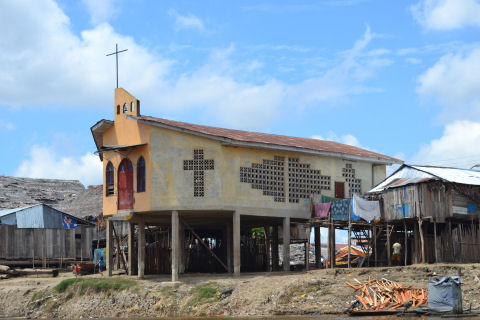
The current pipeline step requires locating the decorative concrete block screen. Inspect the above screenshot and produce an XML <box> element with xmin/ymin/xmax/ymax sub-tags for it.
<box><xmin>240</xmin><ymin>156</ymin><xmax>285</xmax><ymax>202</ymax></box>
<box><xmin>343</xmin><ymin>163</ymin><xmax>361</xmax><ymax>197</ymax></box>
<box><xmin>183</xmin><ymin>149</ymin><xmax>215</xmax><ymax>197</ymax></box>
<box><xmin>287</xmin><ymin>157</ymin><xmax>331</xmax><ymax>203</ymax></box>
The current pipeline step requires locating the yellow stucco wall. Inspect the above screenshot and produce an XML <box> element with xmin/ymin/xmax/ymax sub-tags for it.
<box><xmin>102</xmin><ymin>89</ymin><xmax>151</xmax><ymax>216</ymax></box>
<box><xmin>100</xmin><ymin>89</ymin><xmax>388</xmax><ymax>218</ymax></box>
<box><xmin>147</xmin><ymin>125</ymin><xmax>386</xmax><ymax>219</ymax></box>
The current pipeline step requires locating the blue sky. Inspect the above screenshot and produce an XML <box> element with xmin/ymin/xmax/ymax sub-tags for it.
<box><xmin>1</xmin><ymin>0</ymin><xmax>480</xmax><ymax>188</ymax></box>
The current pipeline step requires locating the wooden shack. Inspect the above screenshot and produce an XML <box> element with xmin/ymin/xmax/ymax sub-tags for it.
<box><xmin>368</xmin><ymin>165</ymin><xmax>480</xmax><ymax>265</ymax></box>
<box><xmin>0</xmin><ymin>204</ymin><xmax>95</xmax><ymax>266</ymax></box>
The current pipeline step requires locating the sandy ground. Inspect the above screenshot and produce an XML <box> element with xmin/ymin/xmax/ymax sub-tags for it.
<box><xmin>1</xmin><ymin>263</ymin><xmax>480</xmax><ymax>319</ymax></box>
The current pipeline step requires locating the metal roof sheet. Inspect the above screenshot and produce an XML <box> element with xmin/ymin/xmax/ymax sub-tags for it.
<box><xmin>369</xmin><ymin>165</ymin><xmax>480</xmax><ymax>193</ymax></box>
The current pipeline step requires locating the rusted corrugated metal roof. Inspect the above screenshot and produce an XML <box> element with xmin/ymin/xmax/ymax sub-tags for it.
<box><xmin>134</xmin><ymin>116</ymin><xmax>401</xmax><ymax>163</ymax></box>
<box><xmin>369</xmin><ymin>164</ymin><xmax>480</xmax><ymax>193</ymax></box>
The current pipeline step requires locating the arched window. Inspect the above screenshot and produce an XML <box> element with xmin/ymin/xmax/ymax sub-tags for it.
<box><xmin>123</xmin><ymin>103</ymin><xmax>128</xmax><ymax>113</ymax></box>
<box><xmin>116</xmin><ymin>105</ymin><xmax>120</xmax><ymax>114</ymax></box>
<box><xmin>137</xmin><ymin>156</ymin><xmax>146</xmax><ymax>192</ymax></box>
<box><xmin>130</xmin><ymin>101</ymin><xmax>134</xmax><ymax>112</ymax></box>
<box><xmin>106</xmin><ymin>161</ymin><xmax>114</xmax><ymax>196</ymax></box>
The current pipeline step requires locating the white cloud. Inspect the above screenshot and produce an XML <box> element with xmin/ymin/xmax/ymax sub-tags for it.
<box><xmin>82</xmin><ymin>0</ymin><xmax>117</xmax><ymax>25</ymax></box>
<box><xmin>417</xmin><ymin>47</ymin><xmax>480</xmax><ymax>120</ymax></box>
<box><xmin>15</xmin><ymin>145</ymin><xmax>102</xmax><ymax>186</ymax></box>
<box><xmin>0</xmin><ymin>1</ymin><xmax>390</xmax><ymax>130</ymax></box>
<box><xmin>312</xmin><ymin>132</ymin><xmax>362</xmax><ymax>148</ymax></box>
<box><xmin>168</xmin><ymin>9</ymin><xmax>206</xmax><ymax>32</ymax></box>
<box><xmin>410</xmin><ymin>120</ymin><xmax>480</xmax><ymax>168</ymax></box>
<box><xmin>411</xmin><ymin>0</ymin><xmax>480</xmax><ymax>31</ymax></box>
<box><xmin>0</xmin><ymin>119</ymin><xmax>14</xmax><ymax>131</ymax></box>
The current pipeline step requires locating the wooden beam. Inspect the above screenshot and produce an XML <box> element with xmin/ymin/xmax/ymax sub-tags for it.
<box><xmin>180</xmin><ymin>218</ymin><xmax>228</xmax><ymax>272</ymax></box>
<box><xmin>386</xmin><ymin>223</ymin><xmax>391</xmax><ymax>266</ymax></box>
<box><xmin>373</xmin><ymin>223</ymin><xmax>377</xmax><ymax>267</ymax></box>
<box><xmin>404</xmin><ymin>220</ymin><xmax>408</xmax><ymax>266</ymax></box>
<box><xmin>418</xmin><ymin>218</ymin><xmax>425</xmax><ymax>263</ymax></box>
<box><xmin>348</xmin><ymin>201</ymin><xmax>352</xmax><ymax>269</ymax></box>
<box><xmin>433</xmin><ymin>220</ymin><xmax>438</xmax><ymax>263</ymax></box>
<box><xmin>112</xmin><ymin>223</ymin><xmax>128</xmax><ymax>273</ymax></box>
<box><xmin>314</xmin><ymin>226</ymin><xmax>321</xmax><ymax>268</ymax></box>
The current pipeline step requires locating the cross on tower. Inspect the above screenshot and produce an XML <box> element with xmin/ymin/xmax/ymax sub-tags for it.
<box><xmin>183</xmin><ymin>149</ymin><xmax>215</xmax><ymax>197</ymax></box>
<box><xmin>106</xmin><ymin>43</ymin><xmax>128</xmax><ymax>88</ymax></box>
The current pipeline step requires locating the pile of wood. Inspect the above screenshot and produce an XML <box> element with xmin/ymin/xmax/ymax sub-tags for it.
<box><xmin>346</xmin><ymin>278</ymin><xmax>428</xmax><ymax>311</ymax></box>
<box><xmin>0</xmin><ymin>264</ymin><xmax>58</xmax><ymax>279</ymax></box>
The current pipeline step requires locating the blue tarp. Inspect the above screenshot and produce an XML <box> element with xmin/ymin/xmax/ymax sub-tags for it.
<box><xmin>93</xmin><ymin>248</ymin><xmax>106</xmax><ymax>265</ymax></box>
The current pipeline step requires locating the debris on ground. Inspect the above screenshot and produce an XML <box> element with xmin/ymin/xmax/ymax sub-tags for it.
<box><xmin>345</xmin><ymin>277</ymin><xmax>428</xmax><ymax>311</ymax></box>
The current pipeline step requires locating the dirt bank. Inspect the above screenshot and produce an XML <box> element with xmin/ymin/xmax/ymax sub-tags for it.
<box><xmin>1</xmin><ymin>263</ymin><xmax>480</xmax><ymax>319</ymax></box>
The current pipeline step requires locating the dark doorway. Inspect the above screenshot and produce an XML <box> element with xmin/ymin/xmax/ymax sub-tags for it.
<box><xmin>335</xmin><ymin>181</ymin><xmax>345</xmax><ymax>199</ymax></box>
<box><xmin>118</xmin><ymin>158</ymin><xmax>134</xmax><ymax>210</ymax></box>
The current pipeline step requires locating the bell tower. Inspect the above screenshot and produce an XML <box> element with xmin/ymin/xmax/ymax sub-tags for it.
<box><xmin>114</xmin><ymin>88</ymin><xmax>141</xmax><ymax>120</ymax></box>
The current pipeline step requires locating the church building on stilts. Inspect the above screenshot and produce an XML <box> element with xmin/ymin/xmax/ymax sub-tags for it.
<box><xmin>91</xmin><ymin>88</ymin><xmax>401</xmax><ymax>280</ymax></box>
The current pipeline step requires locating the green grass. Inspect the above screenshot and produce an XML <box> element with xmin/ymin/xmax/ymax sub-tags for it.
<box><xmin>159</xmin><ymin>285</ymin><xmax>176</xmax><ymax>298</ymax></box>
<box><xmin>55</xmin><ymin>277</ymin><xmax>136</xmax><ymax>294</ymax></box>
<box><xmin>31</xmin><ymin>290</ymin><xmax>47</xmax><ymax>302</ymax></box>
<box><xmin>189</xmin><ymin>282</ymin><xmax>219</xmax><ymax>306</ymax></box>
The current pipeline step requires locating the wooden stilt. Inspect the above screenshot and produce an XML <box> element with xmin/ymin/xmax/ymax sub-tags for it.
<box><xmin>330</xmin><ymin>222</ymin><xmax>336</xmax><ymax>269</ymax></box>
<box><xmin>314</xmin><ymin>226</ymin><xmax>321</xmax><ymax>268</ymax></box>
<box><xmin>434</xmin><ymin>220</ymin><xmax>438</xmax><ymax>263</ymax></box>
<box><xmin>386</xmin><ymin>223</ymin><xmax>391</xmax><ymax>266</ymax></box>
<box><xmin>418</xmin><ymin>218</ymin><xmax>425</xmax><ymax>263</ymax></box>
<box><xmin>265</xmin><ymin>226</ymin><xmax>271</xmax><ymax>272</ymax></box>
<box><xmin>404</xmin><ymin>220</ymin><xmax>408</xmax><ymax>266</ymax></box>
<box><xmin>373</xmin><ymin>223</ymin><xmax>377</xmax><ymax>267</ymax></box>
<box><xmin>347</xmin><ymin>204</ymin><xmax>352</xmax><ymax>269</ymax></box>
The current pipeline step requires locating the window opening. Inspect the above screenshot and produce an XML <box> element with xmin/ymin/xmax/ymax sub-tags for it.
<box><xmin>123</xmin><ymin>103</ymin><xmax>128</xmax><ymax>113</ymax></box>
<box><xmin>287</xmin><ymin>157</ymin><xmax>330</xmax><ymax>203</ymax></box>
<box><xmin>342</xmin><ymin>163</ymin><xmax>361</xmax><ymax>196</ymax></box>
<box><xmin>240</xmin><ymin>156</ymin><xmax>285</xmax><ymax>202</ymax></box>
<box><xmin>137</xmin><ymin>156</ymin><xmax>146</xmax><ymax>192</ymax></box>
<box><xmin>130</xmin><ymin>101</ymin><xmax>134</xmax><ymax>112</ymax></box>
<box><xmin>116</xmin><ymin>105</ymin><xmax>120</xmax><ymax>114</ymax></box>
<box><xmin>106</xmin><ymin>161</ymin><xmax>114</xmax><ymax>196</ymax></box>
<box><xmin>183</xmin><ymin>149</ymin><xmax>214</xmax><ymax>197</ymax></box>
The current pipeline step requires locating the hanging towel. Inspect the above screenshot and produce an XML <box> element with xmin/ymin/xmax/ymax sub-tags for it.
<box><xmin>352</xmin><ymin>194</ymin><xmax>381</xmax><ymax>221</ymax></box>
<box><xmin>330</xmin><ymin>199</ymin><xmax>350</xmax><ymax>221</ymax></box>
<box><xmin>313</xmin><ymin>202</ymin><xmax>331</xmax><ymax>218</ymax></box>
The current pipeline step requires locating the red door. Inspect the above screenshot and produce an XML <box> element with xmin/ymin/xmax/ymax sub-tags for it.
<box><xmin>118</xmin><ymin>158</ymin><xmax>134</xmax><ymax>210</ymax></box>
<box><xmin>335</xmin><ymin>182</ymin><xmax>345</xmax><ymax>199</ymax></box>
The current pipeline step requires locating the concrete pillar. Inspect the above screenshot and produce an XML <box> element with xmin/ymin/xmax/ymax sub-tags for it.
<box><xmin>106</xmin><ymin>219</ymin><xmax>113</xmax><ymax>277</ymax></box>
<box><xmin>179</xmin><ymin>221</ymin><xmax>185</xmax><ymax>274</ymax></box>
<box><xmin>226</xmin><ymin>222</ymin><xmax>233</xmax><ymax>273</ymax></box>
<box><xmin>171</xmin><ymin>210</ymin><xmax>179</xmax><ymax>282</ymax></box>
<box><xmin>128</xmin><ymin>222</ymin><xmax>134</xmax><ymax>276</ymax></box>
<box><xmin>272</xmin><ymin>225</ymin><xmax>279</xmax><ymax>271</ymax></box>
<box><xmin>314</xmin><ymin>226</ymin><xmax>321</xmax><ymax>268</ymax></box>
<box><xmin>283</xmin><ymin>217</ymin><xmax>290</xmax><ymax>272</ymax></box>
<box><xmin>137</xmin><ymin>220</ymin><xmax>145</xmax><ymax>279</ymax></box>
<box><xmin>233</xmin><ymin>211</ymin><xmax>241</xmax><ymax>276</ymax></box>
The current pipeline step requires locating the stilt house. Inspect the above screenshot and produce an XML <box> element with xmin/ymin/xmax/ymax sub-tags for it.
<box><xmin>368</xmin><ymin>165</ymin><xmax>480</xmax><ymax>265</ymax></box>
<box><xmin>91</xmin><ymin>88</ymin><xmax>401</xmax><ymax>279</ymax></box>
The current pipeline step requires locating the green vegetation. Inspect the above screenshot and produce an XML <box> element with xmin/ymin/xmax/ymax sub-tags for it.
<box><xmin>55</xmin><ymin>277</ymin><xmax>136</xmax><ymax>294</ymax></box>
<box><xmin>159</xmin><ymin>285</ymin><xmax>176</xmax><ymax>298</ymax></box>
<box><xmin>189</xmin><ymin>281</ymin><xmax>219</xmax><ymax>306</ymax></box>
<box><xmin>31</xmin><ymin>290</ymin><xmax>47</xmax><ymax>302</ymax></box>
